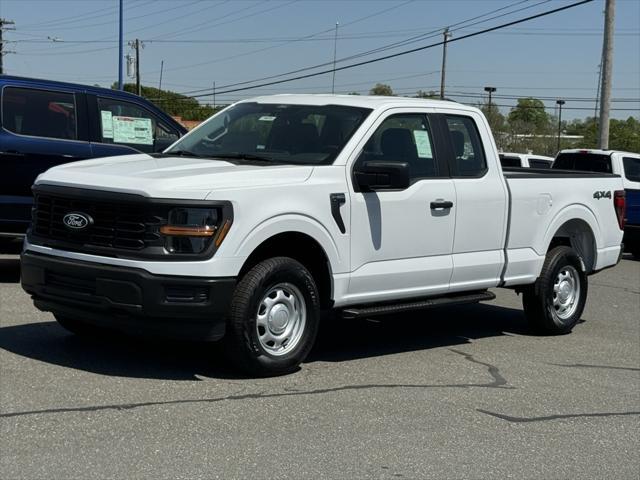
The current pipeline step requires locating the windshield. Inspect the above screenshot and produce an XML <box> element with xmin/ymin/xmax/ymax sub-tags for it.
<box><xmin>166</xmin><ymin>102</ymin><xmax>371</xmax><ymax>165</ymax></box>
<box><xmin>552</xmin><ymin>152</ymin><xmax>613</xmax><ymax>173</ymax></box>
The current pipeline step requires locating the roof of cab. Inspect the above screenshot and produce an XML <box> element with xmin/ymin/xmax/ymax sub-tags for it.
<box><xmin>0</xmin><ymin>74</ymin><xmax>146</xmax><ymax>102</ymax></box>
<box><xmin>0</xmin><ymin>74</ymin><xmax>186</xmax><ymax>131</ymax></box>
<box><xmin>238</xmin><ymin>93</ymin><xmax>476</xmax><ymax>112</ymax></box>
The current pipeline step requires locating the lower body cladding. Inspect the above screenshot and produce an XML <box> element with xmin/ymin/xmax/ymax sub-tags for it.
<box><xmin>20</xmin><ymin>251</ymin><xmax>236</xmax><ymax>341</ymax></box>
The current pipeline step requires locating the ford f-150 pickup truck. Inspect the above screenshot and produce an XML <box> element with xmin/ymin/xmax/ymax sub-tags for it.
<box><xmin>21</xmin><ymin>95</ymin><xmax>626</xmax><ymax>376</ymax></box>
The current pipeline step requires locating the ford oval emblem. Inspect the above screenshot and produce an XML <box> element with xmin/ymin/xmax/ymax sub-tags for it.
<box><xmin>62</xmin><ymin>212</ymin><xmax>93</xmax><ymax>230</ymax></box>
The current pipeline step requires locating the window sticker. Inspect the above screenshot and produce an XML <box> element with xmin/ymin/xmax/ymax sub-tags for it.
<box><xmin>413</xmin><ymin>130</ymin><xmax>432</xmax><ymax>158</ymax></box>
<box><xmin>112</xmin><ymin>116</ymin><xmax>153</xmax><ymax>145</ymax></box>
<box><xmin>258</xmin><ymin>115</ymin><xmax>276</xmax><ymax>122</ymax></box>
<box><xmin>100</xmin><ymin>110</ymin><xmax>113</xmax><ymax>138</ymax></box>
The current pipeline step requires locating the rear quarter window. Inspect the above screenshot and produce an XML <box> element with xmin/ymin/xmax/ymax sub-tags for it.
<box><xmin>623</xmin><ymin>157</ymin><xmax>640</xmax><ymax>183</ymax></box>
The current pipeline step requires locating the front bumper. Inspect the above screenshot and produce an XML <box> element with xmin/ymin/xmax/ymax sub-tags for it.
<box><xmin>21</xmin><ymin>251</ymin><xmax>236</xmax><ymax>341</ymax></box>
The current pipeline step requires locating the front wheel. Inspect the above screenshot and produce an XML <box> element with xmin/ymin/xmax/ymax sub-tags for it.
<box><xmin>522</xmin><ymin>246</ymin><xmax>588</xmax><ymax>334</ymax></box>
<box><xmin>224</xmin><ymin>257</ymin><xmax>320</xmax><ymax>376</ymax></box>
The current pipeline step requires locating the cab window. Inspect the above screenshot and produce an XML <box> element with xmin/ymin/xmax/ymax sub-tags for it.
<box><xmin>2</xmin><ymin>87</ymin><xmax>77</xmax><ymax>141</ymax></box>
<box><xmin>97</xmin><ymin>97</ymin><xmax>180</xmax><ymax>152</ymax></box>
<box><xmin>357</xmin><ymin>113</ymin><xmax>439</xmax><ymax>181</ymax></box>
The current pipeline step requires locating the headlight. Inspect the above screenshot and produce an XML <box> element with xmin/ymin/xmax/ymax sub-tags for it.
<box><xmin>160</xmin><ymin>207</ymin><xmax>222</xmax><ymax>254</ymax></box>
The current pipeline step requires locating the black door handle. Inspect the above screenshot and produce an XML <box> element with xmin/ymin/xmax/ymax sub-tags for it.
<box><xmin>430</xmin><ymin>200</ymin><xmax>453</xmax><ymax>209</ymax></box>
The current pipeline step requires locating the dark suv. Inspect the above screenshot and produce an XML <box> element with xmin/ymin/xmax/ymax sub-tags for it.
<box><xmin>0</xmin><ymin>75</ymin><xmax>187</xmax><ymax>240</ymax></box>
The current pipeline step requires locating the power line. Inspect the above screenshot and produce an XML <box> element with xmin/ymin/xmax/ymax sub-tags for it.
<box><xmin>170</xmin><ymin>0</ymin><xmax>539</xmax><ymax>95</ymax></box>
<box><xmin>183</xmin><ymin>0</ymin><xmax>596</xmax><ymax>99</ymax></box>
<box><xmin>171</xmin><ymin>0</ymin><xmax>418</xmax><ymax>95</ymax></box>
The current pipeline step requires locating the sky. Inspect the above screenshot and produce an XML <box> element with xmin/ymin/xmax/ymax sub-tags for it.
<box><xmin>1</xmin><ymin>0</ymin><xmax>639</xmax><ymax>120</ymax></box>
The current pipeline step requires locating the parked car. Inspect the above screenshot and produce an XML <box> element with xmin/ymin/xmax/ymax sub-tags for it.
<box><xmin>0</xmin><ymin>75</ymin><xmax>187</xmax><ymax>241</ymax></box>
<box><xmin>21</xmin><ymin>95</ymin><xmax>625</xmax><ymax>376</ymax></box>
<box><xmin>499</xmin><ymin>152</ymin><xmax>554</xmax><ymax>169</ymax></box>
<box><xmin>553</xmin><ymin>148</ymin><xmax>640</xmax><ymax>257</ymax></box>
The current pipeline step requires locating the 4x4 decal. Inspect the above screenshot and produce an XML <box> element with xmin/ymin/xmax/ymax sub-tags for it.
<box><xmin>593</xmin><ymin>191</ymin><xmax>612</xmax><ymax>200</ymax></box>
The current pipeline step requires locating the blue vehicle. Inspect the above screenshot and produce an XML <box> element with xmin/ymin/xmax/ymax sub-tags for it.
<box><xmin>553</xmin><ymin>149</ymin><xmax>640</xmax><ymax>258</ymax></box>
<box><xmin>0</xmin><ymin>75</ymin><xmax>187</xmax><ymax>240</ymax></box>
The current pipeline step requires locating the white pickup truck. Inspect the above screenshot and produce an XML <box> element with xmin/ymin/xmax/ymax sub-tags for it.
<box><xmin>21</xmin><ymin>95</ymin><xmax>626</xmax><ymax>376</ymax></box>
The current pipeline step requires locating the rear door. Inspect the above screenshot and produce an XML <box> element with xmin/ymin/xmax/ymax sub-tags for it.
<box><xmin>0</xmin><ymin>85</ymin><xmax>91</xmax><ymax>233</ymax></box>
<box><xmin>87</xmin><ymin>94</ymin><xmax>182</xmax><ymax>157</ymax></box>
<box><xmin>439</xmin><ymin>112</ymin><xmax>508</xmax><ymax>290</ymax></box>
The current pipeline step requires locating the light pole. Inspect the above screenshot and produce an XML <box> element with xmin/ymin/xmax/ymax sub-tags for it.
<box><xmin>556</xmin><ymin>99</ymin><xmax>565</xmax><ymax>152</ymax></box>
<box><xmin>118</xmin><ymin>0</ymin><xmax>123</xmax><ymax>90</ymax></box>
<box><xmin>484</xmin><ymin>86</ymin><xmax>496</xmax><ymax>117</ymax></box>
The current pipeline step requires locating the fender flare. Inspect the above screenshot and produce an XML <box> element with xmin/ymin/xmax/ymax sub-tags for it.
<box><xmin>232</xmin><ymin>213</ymin><xmax>343</xmax><ymax>273</ymax></box>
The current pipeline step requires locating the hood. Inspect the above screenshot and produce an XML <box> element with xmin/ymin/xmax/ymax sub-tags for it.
<box><xmin>35</xmin><ymin>154</ymin><xmax>314</xmax><ymax>199</ymax></box>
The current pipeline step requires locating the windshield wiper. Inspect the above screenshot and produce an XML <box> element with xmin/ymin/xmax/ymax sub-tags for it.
<box><xmin>211</xmin><ymin>153</ymin><xmax>279</xmax><ymax>163</ymax></box>
<box><xmin>164</xmin><ymin>149</ymin><xmax>201</xmax><ymax>157</ymax></box>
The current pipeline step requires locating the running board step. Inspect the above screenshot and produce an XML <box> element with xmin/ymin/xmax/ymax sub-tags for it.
<box><xmin>341</xmin><ymin>291</ymin><xmax>496</xmax><ymax>320</ymax></box>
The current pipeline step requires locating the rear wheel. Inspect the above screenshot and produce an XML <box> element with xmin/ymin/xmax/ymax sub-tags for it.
<box><xmin>224</xmin><ymin>257</ymin><xmax>320</xmax><ymax>376</ymax></box>
<box><xmin>522</xmin><ymin>246</ymin><xmax>588</xmax><ymax>334</ymax></box>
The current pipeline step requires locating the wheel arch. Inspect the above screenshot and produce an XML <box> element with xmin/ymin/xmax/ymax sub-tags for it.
<box><xmin>543</xmin><ymin>206</ymin><xmax>601</xmax><ymax>273</ymax></box>
<box><xmin>236</xmin><ymin>224</ymin><xmax>337</xmax><ymax>309</ymax></box>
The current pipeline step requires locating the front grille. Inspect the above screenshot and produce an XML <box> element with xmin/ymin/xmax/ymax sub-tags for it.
<box><xmin>31</xmin><ymin>193</ymin><xmax>165</xmax><ymax>254</ymax></box>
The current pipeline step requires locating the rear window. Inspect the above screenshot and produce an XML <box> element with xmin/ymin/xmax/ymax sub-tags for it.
<box><xmin>623</xmin><ymin>157</ymin><xmax>640</xmax><ymax>182</ymax></box>
<box><xmin>552</xmin><ymin>152</ymin><xmax>612</xmax><ymax>173</ymax></box>
<box><xmin>499</xmin><ymin>155</ymin><xmax>521</xmax><ymax>168</ymax></box>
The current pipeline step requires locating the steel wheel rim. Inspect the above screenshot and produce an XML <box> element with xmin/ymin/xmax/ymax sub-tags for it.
<box><xmin>256</xmin><ymin>282</ymin><xmax>307</xmax><ymax>356</ymax></box>
<box><xmin>552</xmin><ymin>265</ymin><xmax>580</xmax><ymax>320</ymax></box>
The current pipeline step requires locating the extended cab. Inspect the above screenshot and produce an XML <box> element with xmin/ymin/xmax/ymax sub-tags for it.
<box><xmin>21</xmin><ymin>96</ymin><xmax>625</xmax><ymax>376</ymax></box>
<box><xmin>553</xmin><ymin>149</ymin><xmax>640</xmax><ymax>257</ymax></box>
<box><xmin>0</xmin><ymin>75</ymin><xmax>187</xmax><ymax>241</ymax></box>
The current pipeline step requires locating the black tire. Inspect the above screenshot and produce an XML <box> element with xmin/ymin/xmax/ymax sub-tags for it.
<box><xmin>522</xmin><ymin>246</ymin><xmax>588</xmax><ymax>335</ymax></box>
<box><xmin>224</xmin><ymin>257</ymin><xmax>320</xmax><ymax>377</ymax></box>
<box><xmin>55</xmin><ymin>315</ymin><xmax>107</xmax><ymax>338</ymax></box>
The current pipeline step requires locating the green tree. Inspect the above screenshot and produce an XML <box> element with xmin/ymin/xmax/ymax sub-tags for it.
<box><xmin>369</xmin><ymin>83</ymin><xmax>394</xmax><ymax>96</ymax></box>
<box><xmin>507</xmin><ymin>97</ymin><xmax>551</xmax><ymax>131</ymax></box>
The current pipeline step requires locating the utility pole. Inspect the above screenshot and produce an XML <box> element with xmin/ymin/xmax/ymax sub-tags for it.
<box><xmin>598</xmin><ymin>0</ymin><xmax>615</xmax><ymax>149</ymax></box>
<box><xmin>159</xmin><ymin>60</ymin><xmax>164</xmax><ymax>90</ymax></box>
<box><xmin>129</xmin><ymin>39</ymin><xmax>144</xmax><ymax>96</ymax></box>
<box><xmin>556</xmin><ymin>99</ymin><xmax>565</xmax><ymax>152</ymax></box>
<box><xmin>212</xmin><ymin>81</ymin><xmax>216</xmax><ymax>109</ymax></box>
<box><xmin>135</xmin><ymin>39</ymin><xmax>141</xmax><ymax>96</ymax></box>
<box><xmin>439</xmin><ymin>28</ymin><xmax>451</xmax><ymax>100</ymax></box>
<box><xmin>331</xmin><ymin>21</ymin><xmax>339</xmax><ymax>94</ymax></box>
<box><xmin>1</xmin><ymin>18</ymin><xmax>16</xmax><ymax>75</ymax></box>
<box><xmin>118</xmin><ymin>0</ymin><xmax>123</xmax><ymax>90</ymax></box>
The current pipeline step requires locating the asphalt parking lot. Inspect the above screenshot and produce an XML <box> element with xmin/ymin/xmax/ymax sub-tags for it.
<box><xmin>1</xmin><ymin>245</ymin><xmax>639</xmax><ymax>479</ymax></box>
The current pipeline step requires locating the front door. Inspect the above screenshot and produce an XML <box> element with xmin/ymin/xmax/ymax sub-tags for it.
<box><xmin>346</xmin><ymin>110</ymin><xmax>456</xmax><ymax>305</ymax></box>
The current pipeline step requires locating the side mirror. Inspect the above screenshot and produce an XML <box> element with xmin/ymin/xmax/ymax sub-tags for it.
<box><xmin>354</xmin><ymin>160</ymin><xmax>410</xmax><ymax>191</ymax></box>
